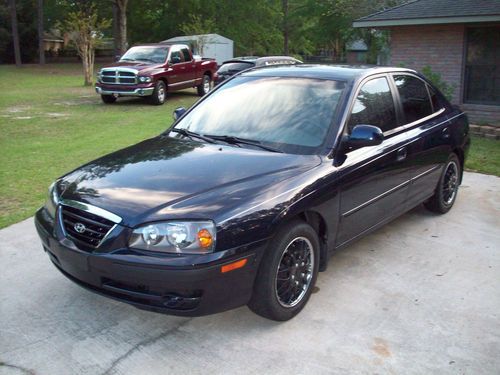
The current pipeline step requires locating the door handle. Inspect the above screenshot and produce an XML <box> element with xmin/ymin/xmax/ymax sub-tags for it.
<box><xmin>396</xmin><ymin>147</ymin><xmax>407</xmax><ymax>162</ymax></box>
<box><xmin>442</xmin><ymin>127</ymin><xmax>450</xmax><ymax>139</ymax></box>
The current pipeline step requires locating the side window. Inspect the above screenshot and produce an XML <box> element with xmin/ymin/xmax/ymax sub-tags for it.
<box><xmin>394</xmin><ymin>75</ymin><xmax>433</xmax><ymax>124</ymax></box>
<box><xmin>181</xmin><ymin>48</ymin><xmax>191</xmax><ymax>61</ymax></box>
<box><xmin>427</xmin><ymin>84</ymin><xmax>443</xmax><ymax>112</ymax></box>
<box><xmin>170</xmin><ymin>49</ymin><xmax>184</xmax><ymax>64</ymax></box>
<box><xmin>348</xmin><ymin>77</ymin><xmax>397</xmax><ymax>134</ymax></box>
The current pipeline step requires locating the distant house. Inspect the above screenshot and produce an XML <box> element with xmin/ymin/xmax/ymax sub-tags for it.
<box><xmin>353</xmin><ymin>0</ymin><xmax>500</xmax><ymax>125</ymax></box>
<box><xmin>162</xmin><ymin>34</ymin><xmax>234</xmax><ymax>65</ymax></box>
<box><xmin>346</xmin><ymin>40</ymin><xmax>368</xmax><ymax>64</ymax></box>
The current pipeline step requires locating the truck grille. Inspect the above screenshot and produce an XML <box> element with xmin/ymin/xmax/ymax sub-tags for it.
<box><xmin>61</xmin><ymin>205</ymin><xmax>115</xmax><ymax>250</ymax></box>
<box><xmin>100</xmin><ymin>69</ymin><xmax>137</xmax><ymax>85</ymax></box>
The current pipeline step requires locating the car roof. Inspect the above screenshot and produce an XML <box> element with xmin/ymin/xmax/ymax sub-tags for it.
<box><xmin>221</xmin><ymin>58</ymin><xmax>258</xmax><ymax>65</ymax></box>
<box><xmin>131</xmin><ymin>43</ymin><xmax>173</xmax><ymax>48</ymax></box>
<box><xmin>241</xmin><ymin>64</ymin><xmax>418</xmax><ymax>82</ymax></box>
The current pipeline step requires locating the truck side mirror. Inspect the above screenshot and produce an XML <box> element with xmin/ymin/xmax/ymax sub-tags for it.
<box><xmin>171</xmin><ymin>56</ymin><xmax>181</xmax><ymax>64</ymax></box>
<box><xmin>173</xmin><ymin>107</ymin><xmax>186</xmax><ymax>120</ymax></box>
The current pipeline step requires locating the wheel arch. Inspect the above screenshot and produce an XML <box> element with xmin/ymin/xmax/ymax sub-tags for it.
<box><xmin>272</xmin><ymin>210</ymin><xmax>329</xmax><ymax>272</ymax></box>
<box><xmin>452</xmin><ymin>148</ymin><xmax>464</xmax><ymax>183</ymax></box>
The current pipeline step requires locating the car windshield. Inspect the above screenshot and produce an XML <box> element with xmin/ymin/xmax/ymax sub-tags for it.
<box><xmin>217</xmin><ymin>62</ymin><xmax>255</xmax><ymax>74</ymax></box>
<box><xmin>120</xmin><ymin>46</ymin><xmax>169</xmax><ymax>63</ymax></box>
<box><xmin>173</xmin><ymin>76</ymin><xmax>346</xmax><ymax>154</ymax></box>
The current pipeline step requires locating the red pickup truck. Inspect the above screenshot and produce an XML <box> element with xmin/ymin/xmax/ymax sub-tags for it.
<box><xmin>96</xmin><ymin>43</ymin><xmax>218</xmax><ymax>105</ymax></box>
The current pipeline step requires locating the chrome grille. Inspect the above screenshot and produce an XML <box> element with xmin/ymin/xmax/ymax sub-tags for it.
<box><xmin>100</xmin><ymin>69</ymin><xmax>138</xmax><ymax>85</ymax></box>
<box><xmin>61</xmin><ymin>205</ymin><xmax>115</xmax><ymax>250</ymax></box>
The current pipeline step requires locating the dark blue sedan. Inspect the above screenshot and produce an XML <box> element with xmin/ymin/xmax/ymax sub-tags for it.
<box><xmin>35</xmin><ymin>65</ymin><xmax>470</xmax><ymax>321</ymax></box>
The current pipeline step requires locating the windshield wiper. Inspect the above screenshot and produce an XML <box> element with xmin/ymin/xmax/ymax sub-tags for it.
<box><xmin>169</xmin><ymin>128</ymin><xmax>217</xmax><ymax>144</ymax></box>
<box><xmin>204</xmin><ymin>135</ymin><xmax>283</xmax><ymax>153</ymax></box>
<box><xmin>120</xmin><ymin>58</ymin><xmax>135</xmax><ymax>62</ymax></box>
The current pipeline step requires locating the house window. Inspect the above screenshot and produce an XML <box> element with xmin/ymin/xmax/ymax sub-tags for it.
<box><xmin>464</xmin><ymin>26</ymin><xmax>500</xmax><ymax>106</ymax></box>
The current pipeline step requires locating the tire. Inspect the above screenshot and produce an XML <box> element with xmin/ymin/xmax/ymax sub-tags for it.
<box><xmin>248</xmin><ymin>220</ymin><xmax>320</xmax><ymax>321</ymax></box>
<box><xmin>424</xmin><ymin>153</ymin><xmax>461</xmax><ymax>214</ymax></box>
<box><xmin>101</xmin><ymin>94</ymin><xmax>117</xmax><ymax>104</ymax></box>
<box><xmin>149</xmin><ymin>80</ymin><xmax>166</xmax><ymax>105</ymax></box>
<box><xmin>197</xmin><ymin>74</ymin><xmax>211</xmax><ymax>96</ymax></box>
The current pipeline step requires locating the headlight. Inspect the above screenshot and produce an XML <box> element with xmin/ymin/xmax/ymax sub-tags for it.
<box><xmin>138</xmin><ymin>76</ymin><xmax>152</xmax><ymax>83</ymax></box>
<box><xmin>44</xmin><ymin>181</ymin><xmax>59</xmax><ymax>218</ymax></box>
<box><xmin>129</xmin><ymin>221</ymin><xmax>216</xmax><ymax>254</ymax></box>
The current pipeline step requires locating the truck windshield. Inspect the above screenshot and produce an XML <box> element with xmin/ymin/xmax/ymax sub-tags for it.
<box><xmin>173</xmin><ymin>76</ymin><xmax>346</xmax><ymax>154</ymax></box>
<box><xmin>120</xmin><ymin>46</ymin><xmax>169</xmax><ymax>63</ymax></box>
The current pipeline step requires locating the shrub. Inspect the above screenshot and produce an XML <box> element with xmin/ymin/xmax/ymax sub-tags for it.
<box><xmin>421</xmin><ymin>66</ymin><xmax>456</xmax><ymax>101</ymax></box>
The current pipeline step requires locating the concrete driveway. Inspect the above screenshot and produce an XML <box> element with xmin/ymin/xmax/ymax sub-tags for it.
<box><xmin>1</xmin><ymin>172</ymin><xmax>499</xmax><ymax>375</ymax></box>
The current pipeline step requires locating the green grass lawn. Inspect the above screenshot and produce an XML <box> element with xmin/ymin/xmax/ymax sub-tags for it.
<box><xmin>0</xmin><ymin>64</ymin><xmax>198</xmax><ymax>228</ymax></box>
<box><xmin>0</xmin><ymin>64</ymin><xmax>498</xmax><ymax>229</ymax></box>
<box><xmin>466</xmin><ymin>136</ymin><xmax>500</xmax><ymax>176</ymax></box>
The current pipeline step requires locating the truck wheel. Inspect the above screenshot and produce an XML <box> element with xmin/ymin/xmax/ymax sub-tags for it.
<box><xmin>149</xmin><ymin>81</ymin><xmax>166</xmax><ymax>105</ymax></box>
<box><xmin>197</xmin><ymin>74</ymin><xmax>211</xmax><ymax>96</ymax></box>
<box><xmin>248</xmin><ymin>220</ymin><xmax>319</xmax><ymax>321</ymax></box>
<box><xmin>101</xmin><ymin>94</ymin><xmax>117</xmax><ymax>104</ymax></box>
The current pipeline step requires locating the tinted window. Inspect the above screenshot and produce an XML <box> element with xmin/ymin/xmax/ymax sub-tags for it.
<box><xmin>181</xmin><ymin>48</ymin><xmax>191</xmax><ymax>61</ymax></box>
<box><xmin>217</xmin><ymin>62</ymin><xmax>255</xmax><ymax>74</ymax></box>
<box><xmin>427</xmin><ymin>84</ymin><xmax>442</xmax><ymax>112</ymax></box>
<box><xmin>174</xmin><ymin>77</ymin><xmax>345</xmax><ymax>153</ymax></box>
<box><xmin>394</xmin><ymin>75</ymin><xmax>433</xmax><ymax>123</ymax></box>
<box><xmin>170</xmin><ymin>50</ymin><xmax>184</xmax><ymax>63</ymax></box>
<box><xmin>348</xmin><ymin>77</ymin><xmax>397</xmax><ymax>133</ymax></box>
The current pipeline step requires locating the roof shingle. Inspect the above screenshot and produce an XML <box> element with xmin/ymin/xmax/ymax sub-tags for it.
<box><xmin>354</xmin><ymin>0</ymin><xmax>500</xmax><ymax>27</ymax></box>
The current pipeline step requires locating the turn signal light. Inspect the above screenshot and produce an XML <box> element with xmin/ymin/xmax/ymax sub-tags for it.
<box><xmin>197</xmin><ymin>228</ymin><xmax>213</xmax><ymax>248</ymax></box>
<box><xmin>221</xmin><ymin>258</ymin><xmax>248</xmax><ymax>273</ymax></box>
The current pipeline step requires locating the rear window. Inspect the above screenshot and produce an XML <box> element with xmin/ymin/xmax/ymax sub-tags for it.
<box><xmin>217</xmin><ymin>62</ymin><xmax>255</xmax><ymax>74</ymax></box>
<box><xmin>394</xmin><ymin>75</ymin><xmax>433</xmax><ymax>124</ymax></box>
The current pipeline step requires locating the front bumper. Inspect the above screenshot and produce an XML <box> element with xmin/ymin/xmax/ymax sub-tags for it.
<box><xmin>95</xmin><ymin>85</ymin><xmax>154</xmax><ymax>97</ymax></box>
<box><xmin>35</xmin><ymin>207</ymin><xmax>264</xmax><ymax>316</ymax></box>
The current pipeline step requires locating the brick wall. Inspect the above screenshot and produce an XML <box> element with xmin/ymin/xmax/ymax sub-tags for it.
<box><xmin>389</xmin><ymin>24</ymin><xmax>499</xmax><ymax>126</ymax></box>
<box><xmin>389</xmin><ymin>24</ymin><xmax>465</xmax><ymax>104</ymax></box>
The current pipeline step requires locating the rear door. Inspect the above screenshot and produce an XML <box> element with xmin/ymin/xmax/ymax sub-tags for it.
<box><xmin>390</xmin><ymin>74</ymin><xmax>452</xmax><ymax>208</ymax></box>
<box><xmin>336</xmin><ymin>74</ymin><xmax>411</xmax><ymax>246</ymax></box>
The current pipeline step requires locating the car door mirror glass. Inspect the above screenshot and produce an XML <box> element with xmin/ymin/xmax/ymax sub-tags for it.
<box><xmin>346</xmin><ymin>124</ymin><xmax>384</xmax><ymax>151</ymax></box>
<box><xmin>173</xmin><ymin>107</ymin><xmax>187</xmax><ymax>120</ymax></box>
<box><xmin>171</xmin><ymin>56</ymin><xmax>181</xmax><ymax>64</ymax></box>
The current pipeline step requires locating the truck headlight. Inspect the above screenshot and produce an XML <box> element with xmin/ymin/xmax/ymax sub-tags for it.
<box><xmin>129</xmin><ymin>221</ymin><xmax>216</xmax><ymax>254</ymax></box>
<box><xmin>44</xmin><ymin>181</ymin><xmax>59</xmax><ymax>218</ymax></box>
<box><xmin>138</xmin><ymin>76</ymin><xmax>152</xmax><ymax>83</ymax></box>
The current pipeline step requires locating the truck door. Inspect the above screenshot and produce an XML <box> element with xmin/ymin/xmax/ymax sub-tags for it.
<box><xmin>168</xmin><ymin>46</ymin><xmax>193</xmax><ymax>89</ymax></box>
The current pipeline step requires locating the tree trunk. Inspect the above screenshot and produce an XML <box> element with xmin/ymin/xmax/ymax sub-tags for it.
<box><xmin>37</xmin><ymin>0</ymin><xmax>45</xmax><ymax>64</ymax></box>
<box><xmin>8</xmin><ymin>0</ymin><xmax>22</xmax><ymax>66</ymax></box>
<box><xmin>112</xmin><ymin>2</ymin><xmax>120</xmax><ymax>58</ymax></box>
<box><xmin>80</xmin><ymin>39</ymin><xmax>92</xmax><ymax>86</ymax></box>
<box><xmin>282</xmin><ymin>0</ymin><xmax>289</xmax><ymax>55</ymax></box>
<box><xmin>116</xmin><ymin>0</ymin><xmax>128</xmax><ymax>55</ymax></box>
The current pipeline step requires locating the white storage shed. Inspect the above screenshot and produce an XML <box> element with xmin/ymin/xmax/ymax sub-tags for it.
<box><xmin>162</xmin><ymin>34</ymin><xmax>234</xmax><ymax>65</ymax></box>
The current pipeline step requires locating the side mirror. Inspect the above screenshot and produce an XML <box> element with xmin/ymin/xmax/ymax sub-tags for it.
<box><xmin>345</xmin><ymin>124</ymin><xmax>383</xmax><ymax>151</ymax></box>
<box><xmin>171</xmin><ymin>56</ymin><xmax>181</xmax><ymax>64</ymax></box>
<box><xmin>115</xmin><ymin>54</ymin><xmax>121</xmax><ymax>62</ymax></box>
<box><xmin>173</xmin><ymin>107</ymin><xmax>186</xmax><ymax>120</ymax></box>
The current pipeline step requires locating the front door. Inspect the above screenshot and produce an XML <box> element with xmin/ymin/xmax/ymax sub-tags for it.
<box><xmin>168</xmin><ymin>46</ymin><xmax>193</xmax><ymax>89</ymax></box>
<box><xmin>336</xmin><ymin>75</ymin><xmax>411</xmax><ymax>246</ymax></box>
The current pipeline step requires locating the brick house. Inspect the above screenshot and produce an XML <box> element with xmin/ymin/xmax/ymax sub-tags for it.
<box><xmin>353</xmin><ymin>0</ymin><xmax>500</xmax><ymax>126</ymax></box>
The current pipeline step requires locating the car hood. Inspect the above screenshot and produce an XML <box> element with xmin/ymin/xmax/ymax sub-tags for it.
<box><xmin>59</xmin><ymin>136</ymin><xmax>322</xmax><ymax>227</ymax></box>
<box><xmin>102</xmin><ymin>61</ymin><xmax>163</xmax><ymax>73</ymax></box>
